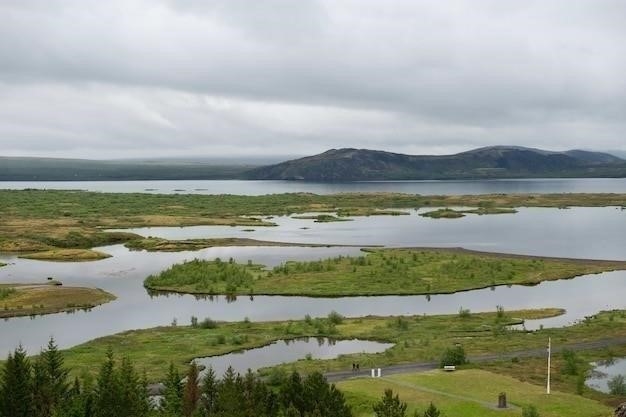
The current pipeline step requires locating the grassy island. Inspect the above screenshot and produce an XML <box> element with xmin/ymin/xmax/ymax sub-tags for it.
<box><xmin>291</xmin><ymin>214</ymin><xmax>353</xmax><ymax>222</ymax></box>
<box><xmin>19</xmin><ymin>248</ymin><xmax>112</xmax><ymax>262</ymax></box>
<box><xmin>0</xmin><ymin>284</ymin><xmax>115</xmax><ymax>318</ymax></box>
<box><xmin>144</xmin><ymin>248</ymin><xmax>626</xmax><ymax>297</ymax></box>
<box><xmin>420</xmin><ymin>207</ymin><xmax>518</xmax><ymax>219</ymax></box>
<box><xmin>125</xmin><ymin>237</ymin><xmax>353</xmax><ymax>252</ymax></box>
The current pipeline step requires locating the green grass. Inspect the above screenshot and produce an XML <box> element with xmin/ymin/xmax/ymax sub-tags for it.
<box><xmin>49</xmin><ymin>307</ymin><xmax>606</xmax><ymax>382</ymax></box>
<box><xmin>143</xmin><ymin>248</ymin><xmax>626</xmax><ymax>296</ymax></box>
<box><xmin>338</xmin><ymin>369</ymin><xmax>612</xmax><ymax>417</ymax></box>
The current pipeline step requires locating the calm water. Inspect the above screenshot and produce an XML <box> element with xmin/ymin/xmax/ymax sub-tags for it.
<box><xmin>586</xmin><ymin>358</ymin><xmax>626</xmax><ymax>393</ymax></box>
<box><xmin>2</xmin><ymin>207</ymin><xmax>626</xmax><ymax>356</ymax></box>
<box><xmin>194</xmin><ymin>338</ymin><xmax>394</xmax><ymax>377</ymax></box>
<box><xmin>2</xmin><ymin>178</ymin><xmax>626</xmax><ymax>195</ymax></box>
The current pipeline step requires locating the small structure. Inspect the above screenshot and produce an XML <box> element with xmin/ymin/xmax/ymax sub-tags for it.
<box><xmin>497</xmin><ymin>392</ymin><xmax>507</xmax><ymax>409</ymax></box>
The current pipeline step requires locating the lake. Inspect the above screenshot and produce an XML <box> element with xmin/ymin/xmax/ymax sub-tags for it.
<box><xmin>2</xmin><ymin>177</ymin><xmax>626</xmax><ymax>195</ymax></box>
<box><xmin>2</xmin><ymin>206</ymin><xmax>626</xmax><ymax>355</ymax></box>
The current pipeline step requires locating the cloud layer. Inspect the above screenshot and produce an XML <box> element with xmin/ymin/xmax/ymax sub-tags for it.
<box><xmin>1</xmin><ymin>0</ymin><xmax>625</xmax><ymax>158</ymax></box>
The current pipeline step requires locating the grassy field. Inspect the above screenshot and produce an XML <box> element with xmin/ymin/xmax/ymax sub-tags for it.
<box><xmin>125</xmin><ymin>237</ymin><xmax>350</xmax><ymax>252</ymax></box>
<box><xmin>0</xmin><ymin>284</ymin><xmax>115</xmax><ymax>318</ymax></box>
<box><xmin>18</xmin><ymin>248</ymin><xmax>112</xmax><ymax>261</ymax></box>
<box><xmin>1</xmin><ymin>190</ymin><xmax>625</xmax><ymax>255</ymax></box>
<box><xmin>338</xmin><ymin>370</ymin><xmax>612</xmax><ymax>417</ymax></box>
<box><xmin>143</xmin><ymin>248</ymin><xmax>626</xmax><ymax>296</ymax></box>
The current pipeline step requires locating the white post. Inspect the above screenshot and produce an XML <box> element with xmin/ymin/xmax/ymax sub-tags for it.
<box><xmin>377</xmin><ymin>368</ymin><xmax>381</xmax><ymax>378</ymax></box>
<box><xmin>371</xmin><ymin>369</ymin><xmax>375</xmax><ymax>378</ymax></box>
<box><xmin>547</xmin><ymin>337</ymin><xmax>551</xmax><ymax>395</ymax></box>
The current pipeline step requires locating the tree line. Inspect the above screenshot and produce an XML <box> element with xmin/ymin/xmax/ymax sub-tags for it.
<box><xmin>0</xmin><ymin>339</ymin><xmax>353</xmax><ymax>417</ymax></box>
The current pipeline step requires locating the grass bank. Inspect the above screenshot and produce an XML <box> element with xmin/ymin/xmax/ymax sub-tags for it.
<box><xmin>18</xmin><ymin>248</ymin><xmax>112</xmax><ymax>262</ymax></box>
<box><xmin>1</xmin><ymin>190</ymin><xmax>625</xmax><ymax>255</ymax></box>
<box><xmin>56</xmin><ymin>308</ymin><xmax>571</xmax><ymax>382</ymax></box>
<box><xmin>0</xmin><ymin>284</ymin><xmax>115</xmax><ymax>318</ymax></box>
<box><xmin>143</xmin><ymin>247</ymin><xmax>626</xmax><ymax>296</ymax></box>
<box><xmin>338</xmin><ymin>369</ymin><xmax>611</xmax><ymax>417</ymax></box>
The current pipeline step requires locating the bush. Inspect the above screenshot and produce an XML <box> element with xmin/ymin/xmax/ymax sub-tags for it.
<box><xmin>561</xmin><ymin>349</ymin><xmax>579</xmax><ymax>375</ymax></box>
<box><xmin>327</xmin><ymin>311</ymin><xmax>344</xmax><ymax>325</ymax></box>
<box><xmin>439</xmin><ymin>345</ymin><xmax>467</xmax><ymax>368</ymax></box>
<box><xmin>199</xmin><ymin>317</ymin><xmax>218</xmax><ymax>329</ymax></box>
<box><xmin>522</xmin><ymin>404</ymin><xmax>540</xmax><ymax>417</ymax></box>
<box><xmin>458</xmin><ymin>307</ymin><xmax>471</xmax><ymax>318</ymax></box>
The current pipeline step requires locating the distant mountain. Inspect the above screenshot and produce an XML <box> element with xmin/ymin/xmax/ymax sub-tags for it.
<box><xmin>0</xmin><ymin>157</ymin><xmax>255</xmax><ymax>181</ymax></box>
<box><xmin>245</xmin><ymin>146</ymin><xmax>626</xmax><ymax>181</ymax></box>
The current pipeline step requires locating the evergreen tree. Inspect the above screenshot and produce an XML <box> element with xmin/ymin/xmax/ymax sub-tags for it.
<box><xmin>117</xmin><ymin>356</ymin><xmax>149</xmax><ymax>417</ymax></box>
<box><xmin>281</xmin><ymin>371</ymin><xmax>305</xmax><ymax>414</ymax></box>
<box><xmin>162</xmin><ymin>363</ymin><xmax>183</xmax><ymax>416</ymax></box>
<box><xmin>214</xmin><ymin>366</ymin><xmax>245</xmax><ymax>417</ymax></box>
<box><xmin>0</xmin><ymin>346</ymin><xmax>33</xmax><ymax>417</ymax></box>
<box><xmin>94</xmin><ymin>348</ymin><xmax>120</xmax><ymax>417</ymax></box>
<box><xmin>32</xmin><ymin>356</ymin><xmax>52</xmax><ymax>417</ymax></box>
<box><xmin>373</xmin><ymin>389</ymin><xmax>407</xmax><ymax>417</ymax></box>
<box><xmin>182</xmin><ymin>362</ymin><xmax>200</xmax><ymax>417</ymax></box>
<box><xmin>422</xmin><ymin>402</ymin><xmax>441</xmax><ymax>417</ymax></box>
<box><xmin>43</xmin><ymin>338</ymin><xmax>70</xmax><ymax>407</ymax></box>
<box><xmin>199</xmin><ymin>366</ymin><xmax>217</xmax><ymax>415</ymax></box>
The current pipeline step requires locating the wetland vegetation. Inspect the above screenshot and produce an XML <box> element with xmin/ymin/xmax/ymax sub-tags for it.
<box><xmin>420</xmin><ymin>207</ymin><xmax>518</xmax><ymax>219</ymax></box>
<box><xmin>1</xmin><ymin>189</ymin><xmax>625</xmax><ymax>258</ymax></box>
<box><xmin>143</xmin><ymin>248</ymin><xmax>626</xmax><ymax>297</ymax></box>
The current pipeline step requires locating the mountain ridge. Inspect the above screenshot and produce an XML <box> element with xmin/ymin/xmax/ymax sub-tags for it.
<box><xmin>244</xmin><ymin>146</ymin><xmax>626</xmax><ymax>181</ymax></box>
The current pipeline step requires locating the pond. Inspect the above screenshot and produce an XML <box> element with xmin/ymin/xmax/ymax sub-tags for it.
<box><xmin>193</xmin><ymin>338</ymin><xmax>394</xmax><ymax>378</ymax></box>
<box><xmin>586</xmin><ymin>358</ymin><xmax>626</xmax><ymax>394</ymax></box>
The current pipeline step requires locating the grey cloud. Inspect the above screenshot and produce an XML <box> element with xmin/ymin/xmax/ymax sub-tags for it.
<box><xmin>0</xmin><ymin>0</ymin><xmax>625</xmax><ymax>158</ymax></box>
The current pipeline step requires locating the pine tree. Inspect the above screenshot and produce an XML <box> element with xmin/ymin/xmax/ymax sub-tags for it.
<box><xmin>0</xmin><ymin>346</ymin><xmax>33</xmax><ymax>417</ymax></box>
<box><xmin>373</xmin><ymin>389</ymin><xmax>407</xmax><ymax>417</ymax></box>
<box><xmin>117</xmin><ymin>356</ymin><xmax>148</xmax><ymax>417</ymax></box>
<box><xmin>182</xmin><ymin>362</ymin><xmax>200</xmax><ymax>417</ymax></box>
<box><xmin>422</xmin><ymin>402</ymin><xmax>441</xmax><ymax>417</ymax></box>
<box><xmin>215</xmin><ymin>366</ymin><xmax>245</xmax><ymax>417</ymax></box>
<box><xmin>162</xmin><ymin>363</ymin><xmax>183</xmax><ymax>416</ymax></box>
<box><xmin>43</xmin><ymin>338</ymin><xmax>69</xmax><ymax>407</ymax></box>
<box><xmin>32</xmin><ymin>356</ymin><xmax>51</xmax><ymax>417</ymax></box>
<box><xmin>280</xmin><ymin>371</ymin><xmax>305</xmax><ymax>414</ymax></box>
<box><xmin>199</xmin><ymin>366</ymin><xmax>217</xmax><ymax>415</ymax></box>
<box><xmin>94</xmin><ymin>348</ymin><xmax>120</xmax><ymax>417</ymax></box>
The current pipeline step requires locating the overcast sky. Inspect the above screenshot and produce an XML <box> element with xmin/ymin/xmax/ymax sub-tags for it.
<box><xmin>1</xmin><ymin>0</ymin><xmax>625</xmax><ymax>159</ymax></box>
